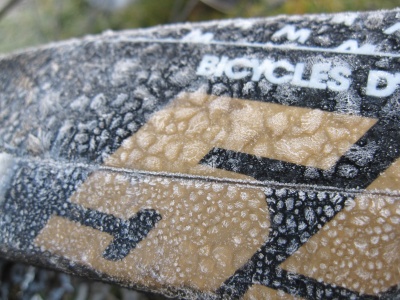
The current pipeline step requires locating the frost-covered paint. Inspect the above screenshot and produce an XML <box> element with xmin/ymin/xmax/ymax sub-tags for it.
<box><xmin>0</xmin><ymin>153</ymin><xmax>16</xmax><ymax>205</ymax></box>
<box><xmin>1</xmin><ymin>8</ymin><xmax>400</xmax><ymax>300</ymax></box>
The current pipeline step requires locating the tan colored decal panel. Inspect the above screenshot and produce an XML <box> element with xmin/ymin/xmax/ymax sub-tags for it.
<box><xmin>35</xmin><ymin>91</ymin><xmax>379</xmax><ymax>295</ymax></box>
<box><xmin>106</xmin><ymin>92</ymin><xmax>377</xmax><ymax>172</ymax></box>
<box><xmin>36</xmin><ymin>173</ymin><xmax>270</xmax><ymax>291</ymax></box>
<box><xmin>368</xmin><ymin>158</ymin><xmax>400</xmax><ymax>191</ymax></box>
<box><xmin>281</xmin><ymin>159</ymin><xmax>400</xmax><ymax>295</ymax></box>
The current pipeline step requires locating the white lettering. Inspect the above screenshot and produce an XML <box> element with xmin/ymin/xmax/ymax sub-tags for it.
<box><xmin>196</xmin><ymin>55</ymin><xmax>219</xmax><ymax>76</ymax></box>
<box><xmin>265</xmin><ymin>60</ymin><xmax>294</xmax><ymax>84</ymax></box>
<box><xmin>328</xmin><ymin>66</ymin><xmax>352</xmax><ymax>92</ymax></box>
<box><xmin>196</xmin><ymin>55</ymin><xmax>353</xmax><ymax>93</ymax></box>
<box><xmin>309</xmin><ymin>63</ymin><xmax>330</xmax><ymax>89</ymax></box>
<box><xmin>225</xmin><ymin>58</ymin><xmax>258</xmax><ymax>80</ymax></box>
<box><xmin>384</xmin><ymin>22</ymin><xmax>400</xmax><ymax>35</ymax></box>
<box><xmin>215</xmin><ymin>56</ymin><xmax>229</xmax><ymax>77</ymax></box>
<box><xmin>292</xmin><ymin>63</ymin><xmax>310</xmax><ymax>88</ymax></box>
<box><xmin>272</xmin><ymin>25</ymin><xmax>311</xmax><ymax>44</ymax></box>
<box><xmin>252</xmin><ymin>59</ymin><xmax>271</xmax><ymax>81</ymax></box>
<box><xmin>336</xmin><ymin>40</ymin><xmax>376</xmax><ymax>54</ymax></box>
<box><xmin>366</xmin><ymin>70</ymin><xmax>400</xmax><ymax>97</ymax></box>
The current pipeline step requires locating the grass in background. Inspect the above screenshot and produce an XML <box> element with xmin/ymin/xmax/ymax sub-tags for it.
<box><xmin>1</xmin><ymin>0</ymin><xmax>399</xmax><ymax>53</ymax></box>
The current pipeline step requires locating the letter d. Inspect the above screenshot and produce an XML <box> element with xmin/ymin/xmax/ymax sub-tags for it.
<box><xmin>366</xmin><ymin>70</ymin><xmax>400</xmax><ymax>97</ymax></box>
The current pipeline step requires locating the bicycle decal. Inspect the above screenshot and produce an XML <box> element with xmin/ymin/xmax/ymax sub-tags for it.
<box><xmin>34</xmin><ymin>91</ymin><xmax>399</xmax><ymax>299</ymax></box>
<box><xmin>1</xmin><ymin>9</ymin><xmax>400</xmax><ymax>300</ymax></box>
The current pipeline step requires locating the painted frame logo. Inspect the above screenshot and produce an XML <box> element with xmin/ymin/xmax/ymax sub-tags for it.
<box><xmin>1</xmin><ymin>9</ymin><xmax>400</xmax><ymax>300</ymax></box>
<box><xmin>34</xmin><ymin>89</ymin><xmax>400</xmax><ymax>299</ymax></box>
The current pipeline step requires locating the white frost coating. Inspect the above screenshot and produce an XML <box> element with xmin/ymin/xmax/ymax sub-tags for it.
<box><xmin>0</xmin><ymin>153</ymin><xmax>16</xmax><ymax>205</ymax></box>
<box><xmin>182</xmin><ymin>30</ymin><xmax>214</xmax><ymax>43</ymax></box>
<box><xmin>232</xmin><ymin>19</ymin><xmax>255</xmax><ymax>30</ymax></box>
<box><xmin>111</xmin><ymin>59</ymin><xmax>140</xmax><ymax>86</ymax></box>
<box><xmin>331</xmin><ymin>13</ymin><xmax>358</xmax><ymax>26</ymax></box>
<box><xmin>365</xmin><ymin>11</ymin><xmax>385</xmax><ymax>30</ymax></box>
<box><xmin>334</xmin><ymin>90</ymin><xmax>362</xmax><ymax>115</ymax></box>
<box><xmin>70</xmin><ymin>95</ymin><xmax>90</xmax><ymax>111</ymax></box>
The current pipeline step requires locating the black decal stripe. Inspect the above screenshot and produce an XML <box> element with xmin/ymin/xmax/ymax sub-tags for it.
<box><xmin>378</xmin><ymin>284</ymin><xmax>400</xmax><ymax>300</ymax></box>
<box><xmin>326</xmin><ymin>118</ymin><xmax>400</xmax><ymax>189</ymax></box>
<box><xmin>199</xmin><ymin>147</ymin><xmax>313</xmax><ymax>185</ymax></box>
<box><xmin>203</xmin><ymin>119</ymin><xmax>400</xmax><ymax>299</ymax></box>
<box><xmin>56</xmin><ymin>202</ymin><xmax>161</xmax><ymax>261</ymax></box>
<box><xmin>2</xmin><ymin>161</ymin><xmax>162</xmax><ymax>262</ymax></box>
<box><xmin>200</xmin><ymin>119</ymin><xmax>400</xmax><ymax>190</ymax></box>
<box><xmin>217</xmin><ymin>190</ymin><xmax>354</xmax><ymax>299</ymax></box>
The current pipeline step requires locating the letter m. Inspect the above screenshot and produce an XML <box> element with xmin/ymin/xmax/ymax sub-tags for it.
<box><xmin>272</xmin><ymin>25</ymin><xmax>311</xmax><ymax>44</ymax></box>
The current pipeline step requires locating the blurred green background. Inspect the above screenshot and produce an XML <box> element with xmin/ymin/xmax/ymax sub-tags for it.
<box><xmin>0</xmin><ymin>0</ymin><xmax>399</xmax><ymax>54</ymax></box>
